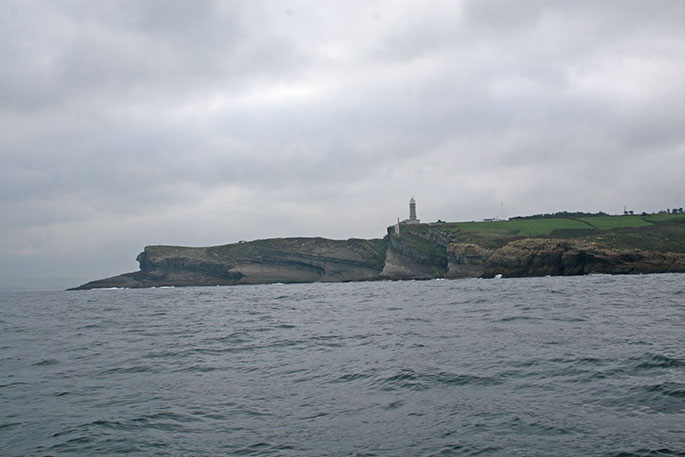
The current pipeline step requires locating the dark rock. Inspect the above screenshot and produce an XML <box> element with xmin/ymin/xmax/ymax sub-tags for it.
<box><xmin>72</xmin><ymin>238</ymin><xmax>389</xmax><ymax>289</ymax></box>
<box><xmin>380</xmin><ymin>247</ymin><xmax>437</xmax><ymax>279</ymax></box>
<box><xmin>445</xmin><ymin>243</ymin><xmax>493</xmax><ymax>278</ymax></box>
<box><xmin>482</xmin><ymin>239</ymin><xmax>685</xmax><ymax>278</ymax></box>
<box><xmin>71</xmin><ymin>223</ymin><xmax>685</xmax><ymax>290</ymax></box>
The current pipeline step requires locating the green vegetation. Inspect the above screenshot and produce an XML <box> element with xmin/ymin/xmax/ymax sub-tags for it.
<box><xmin>577</xmin><ymin>215</ymin><xmax>652</xmax><ymax>230</ymax></box>
<box><xmin>457</xmin><ymin>218</ymin><xmax>593</xmax><ymax>236</ymax></box>
<box><xmin>510</xmin><ymin>211</ymin><xmax>608</xmax><ymax>220</ymax></box>
<box><xmin>205</xmin><ymin>236</ymin><xmax>389</xmax><ymax>270</ymax></box>
<box><xmin>397</xmin><ymin>213</ymin><xmax>685</xmax><ymax>253</ymax></box>
<box><xmin>208</xmin><ymin>240</ymin><xmax>269</xmax><ymax>259</ymax></box>
<box><xmin>402</xmin><ymin>218</ymin><xmax>595</xmax><ymax>250</ymax></box>
<box><xmin>151</xmin><ymin>213</ymin><xmax>685</xmax><ymax>272</ymax></box>
<box><xmin>393</xmin><ymin>230</ymin><xmax>448</xmax><ymax>258</ymax></box>
<box><xmin>583</xmin><ymin>222</ymin><xmax>685</xmax><ymax>253</ymax></box>
<box><xmin>644</xmin><ymin>213</ymin><xmax>685</xmax><ymax>223</ymax></box>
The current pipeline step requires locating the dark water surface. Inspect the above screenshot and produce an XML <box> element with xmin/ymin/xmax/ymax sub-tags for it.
<box><xmin>1</xmin><ymin>274</ymin><xmax>684</xmax><ymax>456</ymax></box>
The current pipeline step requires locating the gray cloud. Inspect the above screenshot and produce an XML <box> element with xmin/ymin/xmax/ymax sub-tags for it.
<box><xmin>1</xmin><ymin>0</ymin><xmax>684</xmax><ymax>289</ymax></box>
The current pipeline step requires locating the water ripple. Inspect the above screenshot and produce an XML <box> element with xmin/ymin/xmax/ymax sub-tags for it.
<box><xmin>1</xmin><ymin>274</ymin><xmax>684</xmax><ymax>456</ymax></box>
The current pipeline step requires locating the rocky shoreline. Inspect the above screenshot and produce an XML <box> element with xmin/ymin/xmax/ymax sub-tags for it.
<box><xmin>71</xmin><ymin>228</ymin><xmax>685</xmax><ymax>290</ymax></box>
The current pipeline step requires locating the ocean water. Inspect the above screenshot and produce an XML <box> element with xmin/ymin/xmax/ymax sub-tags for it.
<box><xmin>1</xmin><ymin>274</ymin><xmax>683</xmax><ymax>456</ymax></box>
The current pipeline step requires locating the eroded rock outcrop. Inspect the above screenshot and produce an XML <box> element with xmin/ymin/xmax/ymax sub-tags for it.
<box><xmin>446</xmin><ymin>243</ymin><xmax>493</xmax><ymax>278</ymax></box>
<box><xmin>72</xmin><ymin>238</ymin><xmax>388</xmax><ymax>289</ymax></box>
<box><xmin>380</xmin><ymin>247</ymin><xmax>436</xmax><ymax>279</ymax></box>
<box><xmin>482</xmin><ymin>239</ymin><xmax>685</xmax><ymax>278</ymax></box>
<box><xmin>72</xmin><ymin>219</ymin><xmax>685</xmax><ymax>289</ymax></box>
<box><xmin>379</xmin><ymin>233</ymin><xmax>448</xmax><ymax>279</ymax></box>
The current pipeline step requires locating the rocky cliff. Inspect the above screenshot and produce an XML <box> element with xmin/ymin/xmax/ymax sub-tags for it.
<box><xmin>72</xmin><ymin>214</ymin><xmax>685</xmax><ymax>289</ymax></box>
<box><xmin>446</xmin><ymin>243</ymin><xmax>493</xmax><ymax>278</ymax></box>
<box><xmin>481</xmin><ymin>239</ymin><xmax>685</xmax><ymax>277</ymax></box>
<box><xmin>72</xmin><ymin>237</ymin><xmax>388</xmax><ymax>289</ymax></box>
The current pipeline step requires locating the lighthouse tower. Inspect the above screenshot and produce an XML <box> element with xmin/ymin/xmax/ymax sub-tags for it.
<box><xmin>409</xmin><ymin>197</ymin><xmax>417</xmax><ymax>221</ymax></box>
<box><xmin>406</xmin><ymin>197</ymin><xmax>420</xmax><ymax>225</ymax></box>
<box><xmin>394</xmin><ymin>197</ymin><xmax>421</xmax><ymax>231</ymax></box>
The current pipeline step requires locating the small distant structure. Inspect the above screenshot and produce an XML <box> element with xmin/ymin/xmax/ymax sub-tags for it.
<box><xmin>395</xmin><ymin>197</ymin><xmax>421</xmax><ymax>234</ymax></box>
<box><xmin>409</xmin><ymin>197</ymin><xmax>419</xmax><ymax>223</ymax></box>
<box><xmin>485</xmin><ymin>202</ymin><xmax>508</xmax><ymax>222</ymax></box>
<box><xmin>498</xmin><ymin>201</ymin><xmax>507</xmax><ymax>221</ymax></box>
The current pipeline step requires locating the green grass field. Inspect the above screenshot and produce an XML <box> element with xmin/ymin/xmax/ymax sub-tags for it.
<box><xmin>447</xmin><ymin>213</ymin><xmax>684</xmax><ymax>236</ymax></box>
<box><xmin>449</xmin><ymin>218</ymin><xmax>593</xmax><ymax>236</ymax></box>
<box><xmin>399</xmin><ymin>213</ymin><xmax>685</xmax><ymax>253</ymax></box>
<box><xmin>577</xmin><ymin>215</ymin><xmax>652</xmax><ymax>230</ymax></box>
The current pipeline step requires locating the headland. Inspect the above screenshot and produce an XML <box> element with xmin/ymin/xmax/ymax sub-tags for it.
<box><xmin>72</xmin><ymin>211</ymin><xmax>685</xmax><ymax>290</ymax></box>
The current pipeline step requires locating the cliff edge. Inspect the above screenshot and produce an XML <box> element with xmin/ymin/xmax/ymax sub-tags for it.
<box><xmin>72</xmin><ymin>237</ymin><xmax>388</xmax><ymax>289</ymax></box>
<box><xmin>72</xmin><ymin>213</ymin><xmax>685</xmax><ymax>289</ymax></box>
<box><xmin>479</xmin><ymin>239</ymin><xmax>685</xmax><ymax>277</ymax></box>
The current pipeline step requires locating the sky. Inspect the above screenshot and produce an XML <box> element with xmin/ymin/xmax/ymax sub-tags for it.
<box><xmin>2</xmin><ymin>0</ymin><xmax>684</xmax><ymax>290</ymax></box>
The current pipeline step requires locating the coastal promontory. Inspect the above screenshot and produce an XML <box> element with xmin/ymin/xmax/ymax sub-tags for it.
<box><xmin>72</xmin><ymin>212</ymin><xmax>685</xmax><ymax>289</ymax></box>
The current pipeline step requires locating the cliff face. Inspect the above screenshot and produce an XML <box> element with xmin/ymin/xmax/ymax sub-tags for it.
<box><xmin>72</xmin><ymin>216</ymin><xmax>685</xmax><ymax>289</ymax></box>
<box><xmin>481</xmin><ymin>239</ymin><xmax>685</xmax><ymax>278</ymax></box>
<box><xmin>446</xmin><ymin>243</ymin><xmax>493</xmax><ymax>278</ymax></box>
<box><xmin>72</xmin><ymin>238</ymin><xmax>388</xmax><ymax>290</ymax></box>
<box><xmin>380</xmin><ymin>229</ymin><xmax>449</xmax><ymax>279</ymax></box>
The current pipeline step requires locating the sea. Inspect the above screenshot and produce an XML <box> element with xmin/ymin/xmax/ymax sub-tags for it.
<box><xmin>1</xmin><ymin>274</ymin><xmax>683</xmax><ymax>456</ymax></box>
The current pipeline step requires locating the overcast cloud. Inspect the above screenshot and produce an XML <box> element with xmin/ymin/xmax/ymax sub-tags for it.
<box><xmin>1</xmin><ymin>0</ymin><xmax>684</xmax><ymax>289</ymax></box>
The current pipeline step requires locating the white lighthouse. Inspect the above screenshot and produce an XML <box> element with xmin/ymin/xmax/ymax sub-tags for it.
<box><xmin>409</xmin><ymin>197</ymin><xmax>417</xmax><ymax>222</ymax></box>
<box><xmin>400</xmin><ymin>197</ymin><xmax>420</xmax><ymax>225</ymax></box>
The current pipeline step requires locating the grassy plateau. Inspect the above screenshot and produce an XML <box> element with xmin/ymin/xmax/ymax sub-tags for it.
<box><xmin>395</xmin><ymin>213</ymin><xmax>685</xmax><ymax>253</ymax></box>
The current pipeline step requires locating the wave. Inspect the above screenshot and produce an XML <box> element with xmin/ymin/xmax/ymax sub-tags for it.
<box><xmin>632</xmin><ymin>353</ymin><xmax>684</xmax><ymax>370</ymax></box>
<box><xmin>369</xmin><ymin>368</ymin><xmax>503</xmax><ymax>392</ymax></box>
<box><xmin>607</xmin><ymin>449</ymin><xmax>685</xmax><ymax>457</ymax></box>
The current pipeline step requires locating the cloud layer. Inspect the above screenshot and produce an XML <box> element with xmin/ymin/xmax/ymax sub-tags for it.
<box><xmin>2</xmin><ymin>0</ymin><xmax>684</xmax><ymax>289</ymax></box>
